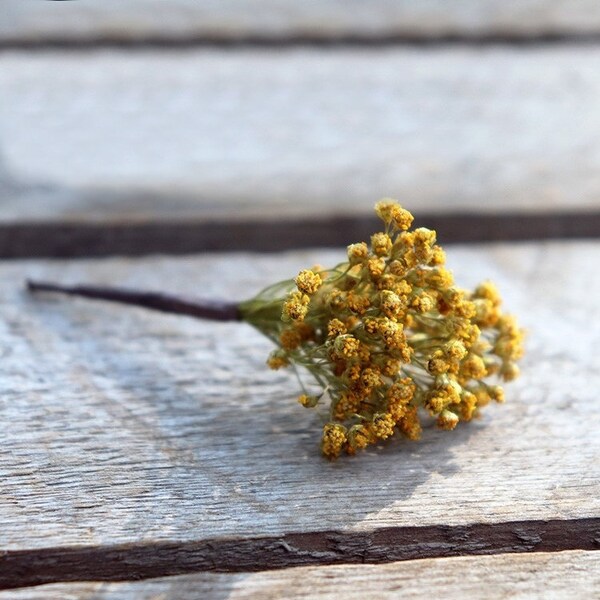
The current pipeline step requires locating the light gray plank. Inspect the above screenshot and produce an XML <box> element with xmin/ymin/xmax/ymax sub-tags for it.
<box><xmin>2</xmin><ymin>48</ymin><xmax>600</xmax><ymax>222</ymax></box>
<box><xmin>0</xmin><ymin>240</ymin><xmax>598</xmax><ymax>551</ymax></box>
<box><xmin>3</xmin><ymin>551</ymin><xmax>599</xmax><ymax>599</ymax></box>
<box><xmin>3</xmin><ymin>1</ymin><xmax>600</xmax><ymax>42</ymax></box>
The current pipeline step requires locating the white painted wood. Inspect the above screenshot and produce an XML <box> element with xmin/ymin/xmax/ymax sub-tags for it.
<box><xmin>0</xmin><ymin>241</ymin><xmax>598</xmax><ymax>550</ymax></box>
<box><xmin>4</xmin><ymin>1</ymin><xmax>600</xmax><ymax>42</ymax></box>
<box><xmin>1</xmin><ymin>48</ymin><xmax>600</xmax><ymax>221</ymax></box>
<box><xmin>4</xmin><ymin>550</ymin><xmax>599</xmax><ymax>599</ymax></box>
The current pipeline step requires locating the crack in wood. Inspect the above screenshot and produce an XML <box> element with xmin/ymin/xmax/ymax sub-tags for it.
<box><xmin>1</xmin><ymin>212</ymin><xmax>599</xmax><ymax>259</ymax></box>
<box><xmin>2</xmin><ymin>518</ymin><xmax>599</xmax><ymax>591</ymax></box>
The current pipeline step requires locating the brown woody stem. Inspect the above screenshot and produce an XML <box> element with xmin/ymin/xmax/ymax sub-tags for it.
<box><xmin>26</xmin><ymin>280</ymin><xmax>241</xmax><ymax>322</ymax></box>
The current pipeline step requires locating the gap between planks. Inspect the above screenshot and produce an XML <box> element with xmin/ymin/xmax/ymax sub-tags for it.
<box><xmin>0</xmin><ymin>211</ymin><xmax>599</xmax><ymax>259</ymax></box>
<box><xmin>1</xmin><ymin>518</ymin><xmax>599</xmax><ymax>590</ymax></box>
<box><xmin>2</xmin><ymin>550</ymin><xmax>600</xmax><ymax>600</ymax></box>
<box><xmin>8</xmin><ymin>33</ymin><xmax>600</xmax><ymax>50</ymax></box>
<box><xmin>6</xmin><ymin>0</ymin><xmax>600</xmax><ymax>49</ymax></box>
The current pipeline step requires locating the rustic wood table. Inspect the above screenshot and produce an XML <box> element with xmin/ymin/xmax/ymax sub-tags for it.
<box><xmin>1</xmin><ymin>2</ymin><xmax>599</xmax><ymax>598</ymax></box>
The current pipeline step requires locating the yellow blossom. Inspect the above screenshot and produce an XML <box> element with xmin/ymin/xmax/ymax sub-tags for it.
<box><xmin>280</xmin><ymin>329</ymin><xmax>302</xmax><ymax>350</ymax></box>
<box><xmin>347</xmin><ymin>242</ymin><xmax>369</xmax><ymax>265</ymax></box>
<box><xmin>321</xmin><ymin>423</ymin><xmax>347</xmax><ymax>459</ymax></box>
<box><xmin>334</xmin><ymin>334</ymin><xmax>361</xmax><ymax>358</ymax></box>
<box><xmin>372</xmin><ymin>413</ymin><xmax>395</xmax><ymax>439</ymax></box>
<box><xmin>461</xmin><ymin>354</ymin><xmax>487</xmax><ymax>379</ymax></box>
<box><xmin>501</xmin><ymin>361</ymin><xmax>520</xmax><ymax>381</ymax></box>
<box><xmin>413</xmin><ymin>227</ymin><xmax>437</xmax><ymax>261</ymax></box>
<box><xmin>267</xmin><ymin>352</ymin><xmax>289</xmax><ymax>370</ymax></box>
<box><xmin>238</xmin><ymin>198</ymin><xmax>523</xmax><ymax>458</ymax></box>
<box><xmin>367</xmin><ymin>257</ymin><xmax>386</xmax><ymax>280</ymax></box>
<box><xmin>411</xmin><ymin>293</ymin><xmax>435</xmax><ymax>313</ymax></box>
<box><xmin>333</xmin><ymin>391</ymin><xmax>360</xmax><ymax>420</ymax></box>
<box><xmin>327</xmin><ymin>289</ymin><xmax>346</xmax><ymax>311</ymax></box>
<box><xmin>488</xmin><ymin>385</ymin><xmax>505</xmax><ymax>403</ymax></box>
<box><xmin>282</xmin><ymin>290</ymin><xmax>310</xmax><ymax>321</ymax></box>
<box><xmin>459</xmin><ymin>390</ymin><xmax>478</xmax><ymax>421</ymax></box>
<box><xmin>393</xmin><ymin>279</ymin><xmax>412</xmax><ymax>296</ymax></box>
<box><xmin>380</xmin><ymin>290</ymin><xmax>403</xmax><ymax>319</ymax></box>
<box><xmin>344</xmin><ymin>363</ymin><xmax>362</xmax><ymax>383</ymax></box>
<box><xmin>387</xmin><ymin>377</ymin><xmax>416</xmax><ymax>404</ymax></box>
<box><xmin>444</xmin><ymin>339</ymin><xmax>468</xmax><ymax>360</ymax></box>
<box><xmin>436</xmin><ymin>409</ymin><xmax>459</xmax><ymax>430</ymax></box>
<box><xmin>371</xmin><ymin>232</ymin><xmax>393</xmax><ymax>257</ymax></box>
<box><xmin>347</xmin><ymin>424</ymin><xmax>373</xmax><ymax>452</ymax></box>
<box><xmin>474</xmin><ymin>281</ymin><xmax>502</xmax><ymax>306</ymax></box>
<box><xmin>327</xmin><ymin>318</ymin><xmax>347</xmax><ymax>338</ymax></box>
<box><xmin>363</xmin><ymin>317</ymin><xmax>380</xmax><ymax>335</ymax></box>
<box><xmin>374</xmin><ymin>199</ymin><xmax>399</xmax><ymax>224</ymax></box>
<box><xmin>298</xmin><ymin>394</ymin><xmax>319</xmax><ymax>408</ymax></box>
<box><xmin>381</xmin><ymin>358</ymin><xmax>401</xmax><ymax>378</ymax></box>
<box><xmin>347</xmin><ymin>292</ymin><xmax>371</xmax><ymax>315</ymax></box>
<box><xmin>429</xmin><ymin>245</ymin><xmax>446</xmax><ymax>266</ymax></box>
<box><xmin>295</xmin><ymin>269</ymin><xmax>322</xmax><ymax>295</ymax></box>
<box><xmin>427</xmin><ymin>349</ymin><xmax>449</xmax><ymax>375</ymax></box>
<box><xmin>390</xmin><ymin>205</ymin><xmax>414</xmax><ymax>230</ymax></box>
<box><xmin>360</xmin><ymin>367</ymin><xmax>383</xmax><ymax>392</ymax></box>
<box><xmin>427</xmin><ymin>267</ymin><xmax>454</xmax><ymax>289</ymax></box>
<box><xmin>397</xmin><ymin>406</ymin><xmax>422</xmax><ymax>440</ymax></box>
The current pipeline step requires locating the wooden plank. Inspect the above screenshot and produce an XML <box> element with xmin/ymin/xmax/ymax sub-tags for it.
<box><xmin>4</xmin><ymin>1</ymin><xmax>600</xmax><ymax>44</ymax></box>
<box><xmin>0</xmin><ymin>240</ymin><xmax>598</xmax><ymax>588</ymax></box>
<box><xmin>2</xmin><ymin>48</ymin><xmax>600</xmax><ymax>223</ymax></box>
<box><xmin>3</xmin><ymin>551</ymin><xmax>599</xmax><ymax>599</ymax></box>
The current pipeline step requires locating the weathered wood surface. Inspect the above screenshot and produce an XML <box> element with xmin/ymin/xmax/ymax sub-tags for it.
<box><xmin>3</xmin><ymin>551</ymin><xmax>599</xmax><ymax>599</ymax></box>
<box><xmin>2</xmin><ymin>49</ymin><xmax>600</xmax><ymax>224</ymax></box>
<box><xmin>0</xmin><ymin>240</ymin><xmax>598</xmax><ymax>579</ymax></box>
<box><xmin>4</xmin><ymin>1</ymin><xmax>600</xmax><ymax>44</ymax></box>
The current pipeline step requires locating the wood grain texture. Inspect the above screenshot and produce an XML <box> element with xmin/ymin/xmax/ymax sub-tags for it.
<box><xmin>0</xmin><ymin>241</ymin><xmax>598</xmax><ymax>557</ymax></box>
<box><xmin>2</xmin><ymin>49</ymin><xmax>600</xmax><ymax>222</ymax></box>
<box><xmin>4</xmin><ymin>1</ymin><xmax>600</xmax><ymax>44</ymax></box>
<box><xmin>3</xmin><ymin>551</ymin><xmax>599</xmax><ymax>599</ymax></box>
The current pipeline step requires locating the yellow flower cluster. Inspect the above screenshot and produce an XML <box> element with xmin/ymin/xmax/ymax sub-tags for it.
<box><xmin>240</xmin><ymin>199</ymin><xmax>524</xmax><ymax>459</ymax></box>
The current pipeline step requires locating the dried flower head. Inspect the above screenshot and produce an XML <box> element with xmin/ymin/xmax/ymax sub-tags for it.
<box><xmin>240</xmin><ymin>200</ymin><xmax>525</xmax><ymax>459</ymax></box>
<box><xmin>27</xmin><ymin>199</ymin><xmax>524</xmax><ymax>461</ymax></box>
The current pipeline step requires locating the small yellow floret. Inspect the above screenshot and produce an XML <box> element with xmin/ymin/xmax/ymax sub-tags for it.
<box><xmin>367</xmin><ymin>257</ymin><xmax>386</xmax><ymax>279</ymax></box>
<box><xmin>390</xmin><ymin>205</ymin><xmax>414</xmax><ymax>231</ymax></box>
<box><xmin>347</xmin><ymin>242</ymin><xmax>369</xmax><ymax>265</ymax></box>
<box><xmin>295</xmin><ymin>269</ymin><xmax>322</xmax><ymax>295</ymax></box>
<box><xmin>489</xmin><ymin>385</ymin><xmax>505</xmax><ymax>403</ymax></box>
<box><xmin>397</xmin><ymin>407</ymin><xmax>422</xmax><ymax>440</ymax></box>
<box><xmin>436</xmin><ymin>409</ymin><xmax>459</xmax><ymax>430</ymax></box>
<box><xmin>327</xmin><ymin>318</ymin><xmax>347</xmax><ymax>338</ymax></box>
<box><xmin>334</xmin><ymin>334</ymin><xmax>361</xmax><ymax>358</ymax></box>
<box><xmin>280</xmin><ymin>329</ymin><xmax>302</xmax><ymax>350</ymax></box>
<box><xmin>267</xmin><ymin>352</ymin><xmax>289</xmax><ymax>370</ymax></box>
<box><xmin>321</xmin><ymin>423</ymin><xmax>347</xmax><ymax>459</ymax></box>
<box><xmin>501</xmin><ymin>362</ymin><xmax>520</xmax><ymax>381</ymax></box>
<box><xmin>380</xmin><ymin>290</ymin><xmax>403</xmax><ymax>319</ymax></box>
<box><xmin>372</xmin><ymin>413</ymin><xmax>395</xmax><ymax>439</ymax></box>
<box><xmin>298</xmin><ymin>394</ymin><xmax>319</xmax><ymax>408</ymax></box>
<box><xmin>371</xmin><ymin>232</ymin><xmax>393</xmax><ymax>257</ymax></box>
<box><xmin>374</xmin><ymin>199</ymin><xmax>399</xmax><ymax>224</ymax></box>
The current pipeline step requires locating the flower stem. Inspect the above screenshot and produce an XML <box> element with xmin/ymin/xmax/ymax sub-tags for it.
<box><xmin>26</xmin><ymin>280</ymin><xmax>241</xmax><ymax>322</ymax></box>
